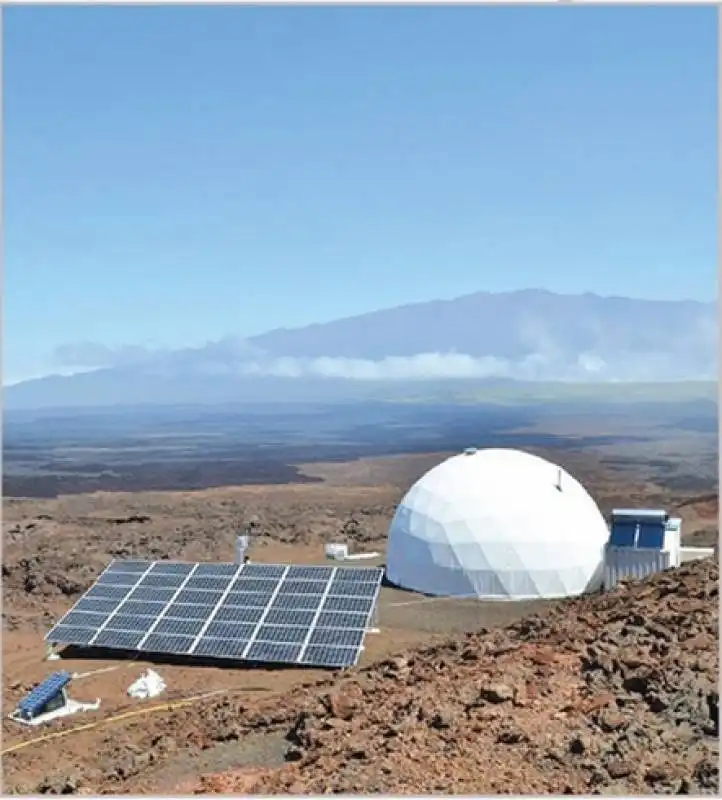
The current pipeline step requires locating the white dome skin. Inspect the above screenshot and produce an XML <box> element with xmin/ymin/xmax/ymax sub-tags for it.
<box><xmin>386</xmin><ymin>448</ymin><xmax>609</xmax><ymax>600</ymax></box>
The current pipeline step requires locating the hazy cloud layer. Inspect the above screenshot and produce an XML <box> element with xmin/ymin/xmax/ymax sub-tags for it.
<box><xmin>52</xmin><ymin>335</ymin><xmax>717</xmax><ymax>383</ymax></box>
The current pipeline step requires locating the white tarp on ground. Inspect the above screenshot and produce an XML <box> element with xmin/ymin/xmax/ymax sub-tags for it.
<box><xmin>386</xmin><ymin>448</ymin><xmax>609</xmax><ymax>600</ymax></box>
<box><xmin>127</xmin><ymin>669</ymin><xmax>166</xmax><ymax>700</ymax></box>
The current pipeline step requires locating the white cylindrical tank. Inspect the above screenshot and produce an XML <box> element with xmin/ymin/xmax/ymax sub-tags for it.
<box><xmin>386</xmin><ymin>447</ymin><xmax>609</xmax><ymax>600</ymax></box>
<box><xmin>235</xmin><ymin>535</ymin><xmax>249</xmax><ymax>564</ymax></box>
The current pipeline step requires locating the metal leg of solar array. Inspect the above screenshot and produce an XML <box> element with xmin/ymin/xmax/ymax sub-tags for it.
<box><xmin>86</xmin><ymin>561</ymin><xmax>158</xmax><ymax>647</ymax></box>
<box><xmin>366</xmin><ymin>600</ymin><xmax>380</xmax><ymax>634</ymax></box>
<box><xmin>296</xmin><ymin>566</ymin><xmax>338</xmax><ymax>665</ymax></box>
<box><xmin>135</xmin><ymin>564</ymin><xmax>202</xmax><ymax>650</ymax></box>
<box><xmin>239</xmin><ymin>566</ymin><xmax>292</xmax><ymax>661</ymax></box>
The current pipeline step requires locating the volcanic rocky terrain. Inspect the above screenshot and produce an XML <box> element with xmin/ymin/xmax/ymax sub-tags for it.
<box><xmin>1</xmin><ymin>452</ymin><xmax>718</xmax><ymax>795</ymax></box>
<box><xmin>184</xmin><ymin>558</ymin><xmax>720</xmax><ymax>796</ymax></box>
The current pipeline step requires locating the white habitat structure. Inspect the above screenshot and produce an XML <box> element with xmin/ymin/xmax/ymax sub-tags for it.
<box><xmin>386</xmin><ymin>447</ymin><xmax>609</xmax><ymax>600</ymax></box>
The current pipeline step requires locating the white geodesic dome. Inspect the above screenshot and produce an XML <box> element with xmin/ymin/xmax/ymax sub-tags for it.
<box><xmin>386</xmin><ymin>448</ymin><xmax>609</xmax><ymax>600</ymax></box>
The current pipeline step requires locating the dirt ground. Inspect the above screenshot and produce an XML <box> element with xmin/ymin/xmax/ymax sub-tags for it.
<box><xmin>1</xmin><ymin>449</ymin><xmax>718</xmax><ymax>794</ymax></box>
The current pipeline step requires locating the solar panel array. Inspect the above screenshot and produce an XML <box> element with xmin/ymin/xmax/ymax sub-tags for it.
<box><xmin>609</xmin><ymin>520</ymin><xmax>666</xmax><ymax>550</ymax></box>
<box><xmin>46</xmin><ymin>560</ymin><xmax>384</xmax><ymax>668</ymax></box>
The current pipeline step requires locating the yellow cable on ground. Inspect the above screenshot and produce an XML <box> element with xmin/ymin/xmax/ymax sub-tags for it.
<box><xmin>2</xmin><ymin>686</ymin><xmax>257</xmax><ymax>757</ymax></box>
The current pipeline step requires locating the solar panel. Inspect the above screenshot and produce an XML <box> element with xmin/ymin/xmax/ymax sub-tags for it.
<box><xmin>86</xmin><ymin>584</ymin><xmax>129</xmax><ymax>601</ymax></box>
<box><xmin>150</xmin><ymin>562</ymin><xmax>194</xmax><ymax>576</ymax></box>
<box><xmin>192</xmin><ymin>563</ymin><xmax>242</xmax><ymax>578</ymax></box>
<box><xmin>128</xmin><ymin>587</ymin><xmax>177</xmax><ymax>603</ymax></box>
<box><xmin>185</xmin><ymin>576</ymin><xmax>232</xmax><ymax>591</ymax></box>
<box><xmin>47</xmin><ymin>624</ymin><xmax>96</xmax><ymax>645</ymax></box>
<box><xmin>75</xmin><ymin>598</ymin><xmax>120</xmax><ymax>615</ymax></box>
<box><xmin>264</xmin><ymin>608</ymin><xmax>317</xmax><ymax>627</ymax></box>
<box><xmin>329</xmin><ymin>580</ymin><xmax>378</xmax><ymax>598</ymax></box>
<box><xmin>271</xmin><ymin>593</ymin><xmax>324</xmax><ymax>611</ymax></box>
<box><xmin>153</xmin><ymin>617</ymin><xmax>206</xmax><ymax>637</ymax></box>
<box><xmin>142</xmin><ymin>633</ymin><xmax>197</xmax><ymax>654</ymax></box>
<box><xmin>98</xmin><ymin>571</ymin><xmax>139</xmax><ymax>586</ymax></box>
<box><xmin>104</xmin><ymin>559</ymin><xmax>150</xmax><ymax>574</ymax></box>
<box><xmin>608</xmin><ymin>522</ymin><xmax>637</xmax><ymax>548</ymax></box>
<box><xmin>309</xmin><ymin>627</ymin><xmax>365</xmax><ymax>648</ymax></box>
<box><xmin>609</xmin><ymin>519</ymin><xmax>666</xmax><ymax>550</ymax></box>
<box><xmin>279</xmin><ymin>579</ymin><xmax>328</xmax><ymax>595</ymax></box>
<box><xmin>255</xmin><ymin>624</ymin><xmax>309</xmax><ymax>644</ymax></box>
<box><xmin>61</xmin><ymin>610</ymin><xmax>107</xmax><ymax>628</ymax></box>
<box><xmin>225</xmin><ymin>592</ymin><xmax>275</xmax><ymax>608</ymax></box>
<box><xmin>322</xmin><ymin>595</ymin><xmax>373</xmax><ymax>613</ymax></box>
<box><xmin>214</xmin><ymin>605</ymin><xmax>266</xmax><ymax>624</ymax></box>
<box><xmin>246</xmin><ymin>641</ymin><xmax>302</xmax><ymax>663</ymax></box>
<box><xmin>17</xmin><ymin>671</ymin><xmax>72</xmax><ymax>719</ymax></box>
<box><xmin>139</xmin><ymin>574</ymin><xmax>188</xmax><ymax>588</ymax></box>
<box><xmin>94</xmin><ymin>630</ymin><xmax>145</xmax><ymax>650</ymax></box>
<box><xmin>285</xmin><ymin>565</ymin><xmax>334</xmax><ymax>582</ymax></box>
<box><xmin>327</xmin><ymin>567</ymin><xmax>378</xmax><ymax>582</ymax></box>
<box><xmin>240</xmin><ymin>563</ymin><xmax>286</xmax><ymax>579</ymax></box>
<box><xmin>175</xmin><ymin>588</ymin><xmax>225</xmax><ymax>606</ymax></box>
<box><xmin>316</xmin><ymin>610</ymin><xmax>369</xmax><ymax>630</ymax></box>
<box><xmin>299</xmin><ymin>645</ymin><xmax>358</xmax><ymax>668</ymax></box>
<box><xmin>167</xmin><ymin>602</ymin><xmax>216</xmax><ymax>620</ymax></box>
<box><xmin>203</xmin><ymin>620</ymin><xmax>257</xmax><ymax>640</ymax></box>
<box><xmin>230</xmin><ymin>577</ymin><xmax>280</xmax><ymax>594</ymax></box>
<box><xmin>106</xmin><ymin>614</ymin><xmax>156</xmax><ymax>632</ymax></box>
<box><xmin>193</xmin><ymin>637</ymin><xmax>250</xmax><ymax>659</ymax></box>
<box><xmin>121</xmin><ymin>600</ymin><xmax>168</xmax><ymax>617</ymax></box>
<box><xmin>46</xmin><ymin>561</ymin><xmax>383</xmax><ymax>669</ymax></box>
<box><xmin>636</xmin><ymin>522</ymin><xmax>665</xmax><ymax>550</ymax></box>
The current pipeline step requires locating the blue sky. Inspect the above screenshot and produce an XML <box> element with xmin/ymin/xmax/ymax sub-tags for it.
<box><xmin>4</xmin><ymin>5</ymin><xmax>717</xmax><ymax>384</ymax></box>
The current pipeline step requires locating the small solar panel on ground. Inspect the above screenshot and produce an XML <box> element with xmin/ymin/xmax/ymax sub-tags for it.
<box><xmin>46</xmin><ymin>559</ymin><xmax>383</xmax><ymax>669</ymax></box>
<box><xmin>17</xmin><ymin>671</ymin><xmax>72</xmax><ymax>720</ymax></box>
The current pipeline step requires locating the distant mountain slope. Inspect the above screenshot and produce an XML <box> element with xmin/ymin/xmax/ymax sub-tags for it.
<box><xmin>250</xmin><ymin>289</ymin><xmax>715</xmax><ymax>361</ymax></box>
<box><xmin>5</xmin><ymin>290</ymin><xmax>717</xmax><ymax>409</ymax></box>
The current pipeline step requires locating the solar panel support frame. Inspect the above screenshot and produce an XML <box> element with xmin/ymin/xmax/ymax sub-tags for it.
<box><xmin>366</xmin><ymin>598</ymin><xmax>381</xmax><ymax>632</ymax></box>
